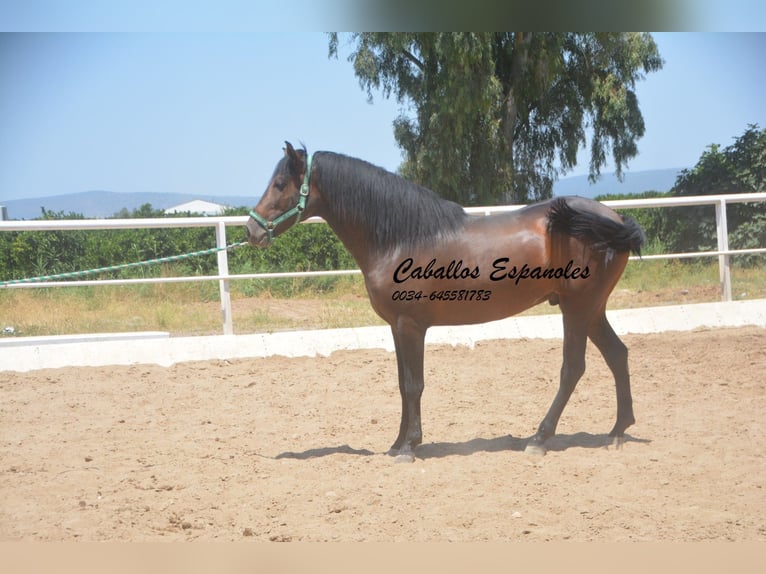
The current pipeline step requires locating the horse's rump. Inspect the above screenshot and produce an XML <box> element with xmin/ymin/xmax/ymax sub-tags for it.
<box><xmin>547</xmin><ymin>197</ymin><xmax>645</xmax><ymax>257</ymax></box>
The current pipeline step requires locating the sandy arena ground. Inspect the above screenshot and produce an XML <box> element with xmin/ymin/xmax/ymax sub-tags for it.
<box><xmin>1</xmin><ymin>326</ymin><xmax>765</xmax><ymax>541</ymax></box>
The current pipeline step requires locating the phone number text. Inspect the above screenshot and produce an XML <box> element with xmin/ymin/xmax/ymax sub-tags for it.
<box><xmin>391</xmin><ymin>289</ymin><xmax>492</xmax><ymax>302</ymax></box>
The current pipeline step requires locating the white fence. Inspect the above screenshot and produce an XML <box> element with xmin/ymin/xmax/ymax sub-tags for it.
<box><xmin>1</xmin><ymin>193</ymin><xmax>765</xmax><ymax>335</ymax></box>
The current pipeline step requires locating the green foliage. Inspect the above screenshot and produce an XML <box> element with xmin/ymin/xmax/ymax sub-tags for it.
<box><xmin>667</xmin><ymin>124</ymin><xmax>766</xmax><ymax>258</ymax></box>
<box><xmin>0</xmin><ymin>204</ymin><xmax>356</xmax><ymax>296</ymax></box>
<box><xmin>598</xmin><ymin>125</ymin><xmax>766</xmax><ymax>266</ymax></box>
<box><xmin>229</xmin><ymin>222</ymin><xmax>357</xmax><ymax>296</ymax></box>
<box><xmin>594</xmin><ymin>190</ymin><xmax>673</xmax><ymax>255</ymax></box>
<box><xmin>329</xmin><ymin>32</ymin><xmax>662</xmax><ymax>204</ymax></box>
<box><xmin>730</xmin><ymin>212</ymin><xmax>766</xmax><ymax>268</ymax></box>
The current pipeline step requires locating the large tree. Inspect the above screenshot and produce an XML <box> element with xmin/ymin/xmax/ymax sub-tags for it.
<box><xmin>329</xmin><ymin>32</ymin><xmax>663</xmax><ymax>204</ymax></box>
<box><xmin>667</xmin><ymin>124</ymin><xmax>766</xmax><ymax>259</ymax></box>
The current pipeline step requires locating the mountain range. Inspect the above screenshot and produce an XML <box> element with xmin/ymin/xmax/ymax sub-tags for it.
<box><xmin>552</xmin><ymin>167</ymin><xmax>683</xmax><ymax>198</ymax></box>
<box><xmin>1</xmin><ymin>168</ymin><xmax>684</xmax><ymax>220</ymax></box>
<box><xmin>0</xmin><ymin>191</ymin><xmax>255</xmax><ymax>220</ymax></box>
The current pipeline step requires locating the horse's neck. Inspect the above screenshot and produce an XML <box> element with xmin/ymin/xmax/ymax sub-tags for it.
<box><xmin>319</xmin><ymin>210</ymin><xmax>373</xmax><ymax>271</ymax></box>
<box><xmin>312</xmin><ymin>154</ymin><xmax>391</xmax><ymax>271</ymax></box>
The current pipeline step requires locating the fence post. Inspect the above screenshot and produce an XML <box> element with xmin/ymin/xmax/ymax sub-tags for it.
<box><xmin>215</xmin><ymin>221</ymin><xmax>234</xmax><ymax>335</ymax></box>
<box><xmin>715</xmin><ymin>199</ymin><xmax>732</xmax><ymax>302</ymax></box>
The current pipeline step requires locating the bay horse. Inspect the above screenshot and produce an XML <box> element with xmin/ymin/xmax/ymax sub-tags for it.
<box><xmin>246</xmin><ymin>143</ymin><xmax>644</xmax><ymax>459</ymax></box>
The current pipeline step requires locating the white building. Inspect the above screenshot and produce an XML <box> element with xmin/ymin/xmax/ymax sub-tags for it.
<box><xmin>164</xmin><ymin>200</ymin><xmax>229</xmax><ymax>216</ymax></box>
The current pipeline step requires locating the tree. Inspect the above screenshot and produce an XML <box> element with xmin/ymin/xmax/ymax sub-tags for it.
<box><xmin>329</xmin><ymin>32</ymin><xmax>663</xmax><ymax>204</ymax></box>
<box><xmin>667</xmin><ymin>124</ymin><xmax>766</xmax><ymax>260</ymax></box>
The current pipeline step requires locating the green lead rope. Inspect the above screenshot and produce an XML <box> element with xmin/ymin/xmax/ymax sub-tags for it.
<box><xmin>0</xmin><ymin>241</ymin><xmax>248</xmax><ymax>287</ymax></box>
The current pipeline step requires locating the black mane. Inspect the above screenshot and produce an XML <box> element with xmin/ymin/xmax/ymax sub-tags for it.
<box><xmin>313</xmin><ymin>152</ymin><xmax>467</xmax><ymax>253</ymax></box>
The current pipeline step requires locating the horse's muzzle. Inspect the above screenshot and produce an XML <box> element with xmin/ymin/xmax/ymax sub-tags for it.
<box><xmin>244</xmin><ymin>218</ymin><xmax>269</xmax><ymax>247</ymax></box>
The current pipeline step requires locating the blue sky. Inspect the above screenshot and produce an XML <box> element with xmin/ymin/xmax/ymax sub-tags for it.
<box><xmin>1</xmin><ymin>30</ymin><xmax>765</xmax><ymax>202</ymax></box>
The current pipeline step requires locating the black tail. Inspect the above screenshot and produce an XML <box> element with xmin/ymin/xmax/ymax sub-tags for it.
<box><xmin>547</xmin><ymin>197</ymin><xmax>645</xmax><ymax>256</ymax></box>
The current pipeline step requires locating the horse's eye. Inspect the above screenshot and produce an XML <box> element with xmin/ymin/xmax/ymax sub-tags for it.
<box><xmin>274</xmin><ymin>178</ymin><xmax>287</xmax><ymax>191</ymax></box>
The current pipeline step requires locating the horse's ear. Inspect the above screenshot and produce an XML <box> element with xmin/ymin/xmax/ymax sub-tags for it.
<box><xmin>284</xmin><ymin>141</ymin><xmax>304</xmax><ymax>176</ymax></box>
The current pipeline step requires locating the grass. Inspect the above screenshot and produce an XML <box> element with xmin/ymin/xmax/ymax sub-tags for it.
<box><xmin>1</xmin><ymin>260</ymin><xmax>764</xmax><ymax>338</ymax></box>
<box><xmin>615</xmin><ymin>257</ymin><xmax>766</xmax><ymax>305</ymax></box>
<box><xmin>0</xmin><ymin>275</ymin><xmax>382</xmax><ymax>337</ymax></box>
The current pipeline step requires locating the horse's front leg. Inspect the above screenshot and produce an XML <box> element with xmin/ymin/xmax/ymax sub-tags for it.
<box><xmin>388</xmin><ymin>318</ymin><xmax>427</xmax><ymax>461</ymax></box>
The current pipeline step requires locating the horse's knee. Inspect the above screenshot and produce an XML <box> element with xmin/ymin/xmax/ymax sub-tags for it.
<box><xmin>404</xmin><ymin>384</ymin><xmax>423</xmax><ymax>403</ymax></box>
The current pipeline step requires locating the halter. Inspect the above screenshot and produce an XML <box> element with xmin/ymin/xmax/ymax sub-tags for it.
<box><xmin>249</xmin><ymin>153</ymin><xmax>313</xmax><ymax>243</ymax></box>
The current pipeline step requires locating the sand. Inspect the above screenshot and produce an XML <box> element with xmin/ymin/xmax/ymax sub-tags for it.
<box><xmin>1</xmin><ymin>326</ymin><xmax>765</xmax><ymax>541</ymax></box>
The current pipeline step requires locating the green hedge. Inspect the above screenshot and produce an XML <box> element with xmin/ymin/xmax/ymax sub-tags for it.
<box><xmin>0</xmin><ymin>205</ymin><xmax>357</xmax><ymax>295</ymax></box>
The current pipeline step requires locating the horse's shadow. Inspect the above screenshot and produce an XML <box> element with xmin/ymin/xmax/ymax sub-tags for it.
<box><xmin>411</xmin><ymin>432</ymin><xmax>649</xmax><ymax>459</ymax></box>
<box><xmin>272</xmin><ymin>432</ymin><xmax>650</xmax><ymax>460</ymax></box>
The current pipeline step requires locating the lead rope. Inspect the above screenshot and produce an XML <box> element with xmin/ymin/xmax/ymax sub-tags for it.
<box><xmin>0</xmin><ymin>241</ymin><xmax>248</xmax><ymax>287</ymax></box>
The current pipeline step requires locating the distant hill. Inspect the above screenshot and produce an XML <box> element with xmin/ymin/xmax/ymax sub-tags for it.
<box><xmin>1</xmin><ymin>168</ymin><xmax>686</xmax><ymax>220</ymax></box>
<box><xmin>0</xmin><ymin>190</ymin><xmax>256</xmax><ymax>220</ymax></box>
<box><xmin>552</xmin><ymin>167</ymin><xmax>684</xmax><ymax>198</ymax></box>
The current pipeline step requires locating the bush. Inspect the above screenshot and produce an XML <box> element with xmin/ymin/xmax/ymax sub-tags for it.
<box><xmin>595</xmin><ymin>190</ymin><xmax>672</xmax><ymax>255</ymax></box>
<box><xmin>0</xmin><ymin>204</ymin><xmax>357</xmax><ymax>297</ymax></box>
<box><xmin>666</xmin><ymin>125</ymin><xmax>765</xmax><ymax>258</ymax></box>
<box><xmin>730</xmin><ymin>212</ymin><xmax>766</xmax><ymax>267</ymax></box>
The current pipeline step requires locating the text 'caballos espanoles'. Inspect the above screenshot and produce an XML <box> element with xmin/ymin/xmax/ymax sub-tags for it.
<box><xmin>393</xmin><ymin>257</ymin><xmax>590</xmax><ymax>286</ymax></box>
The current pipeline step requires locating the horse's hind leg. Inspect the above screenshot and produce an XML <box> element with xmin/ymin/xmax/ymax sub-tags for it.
<box><xmin>588</xmin><ymin>310</ymin><xmax>635</xmax><ymax>447</ymax></box>
<box><xmin>525</xmin><ymin>311</ymin><xmax>588</xmax><ymax>456</ymax></box>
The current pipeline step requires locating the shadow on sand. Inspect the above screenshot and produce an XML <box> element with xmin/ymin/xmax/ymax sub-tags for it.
<box><xmin>272</xmin><ymin>432</ymin><xmax>650</xmax><ymax>460</ymax></box>
<box><xmin>416</xmin><ymin>432</ymin><xmax>650</xmax><ymax>459</ymax></box>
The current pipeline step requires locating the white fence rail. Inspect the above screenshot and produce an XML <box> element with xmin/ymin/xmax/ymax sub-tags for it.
<box><xmin>2</xmin><ymin>193</ymin><xmax>765</xmax><ymax>334</ymax></box>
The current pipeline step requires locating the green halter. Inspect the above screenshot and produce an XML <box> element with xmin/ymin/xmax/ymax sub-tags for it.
<box><xmin>249</xmin><ymin>154</ymin><xmax>313</xmax><ymax>243</ymax></box>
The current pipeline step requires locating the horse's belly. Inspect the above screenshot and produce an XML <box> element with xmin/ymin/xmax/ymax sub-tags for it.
<box><xmin>384</xmin><ymin>275</ymin><xmax>554</xmax><ymax>326</ymax></box>
<box><xmin>425</xmin><ymin>284</ymin><xmax>550</xmax><ymax>325</ymax></box>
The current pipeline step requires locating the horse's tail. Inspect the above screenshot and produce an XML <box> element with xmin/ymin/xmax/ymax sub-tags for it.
<box><xmin>546</xmin><ymin>197</ymin><xmax>645</xmax><ymax>257</ymax></box>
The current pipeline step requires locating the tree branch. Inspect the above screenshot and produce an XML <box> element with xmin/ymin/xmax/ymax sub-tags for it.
<box><xmin>401</xmin><ymin>48</ymin><xmax>425</xmax><ymax>72</ymax></box>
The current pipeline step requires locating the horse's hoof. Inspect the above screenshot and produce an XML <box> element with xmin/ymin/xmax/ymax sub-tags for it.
<box><xmin>394</xmin><ymin>453</ymin><xmax>415</xmax><ymax>464</ymax></box>
<box><xmin>611</xmin><ymin>435</ymin><xmax>626</xmax><ymax>450</ymax></box>
<box><xmin>524</xmin><ymin>442</ymin><xmax>547</xmax><ymax>457</ymax></box>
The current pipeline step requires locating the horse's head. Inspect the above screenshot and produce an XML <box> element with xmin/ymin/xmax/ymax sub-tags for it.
<box><xmin>246</xmin><ymin>142</ymin><xmax>313</xmax><ymax>247</ymax></box>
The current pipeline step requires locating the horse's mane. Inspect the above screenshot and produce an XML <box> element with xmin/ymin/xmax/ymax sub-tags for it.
<box><xmin>313</xmin><ymin>151</ymin><xmax>467</xmax><ymax>253</ymax></box>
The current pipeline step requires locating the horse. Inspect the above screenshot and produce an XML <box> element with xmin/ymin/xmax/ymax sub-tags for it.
<box><xmin>245</xmin><ymin>142</ymin><xmax>645</xmax><ymax>459</ymax></box>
